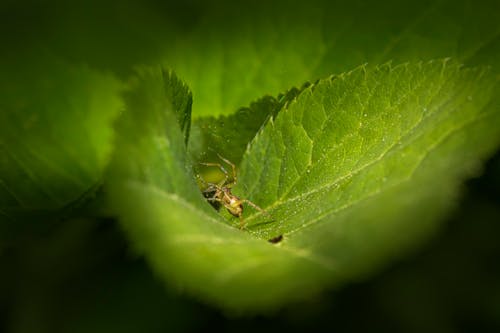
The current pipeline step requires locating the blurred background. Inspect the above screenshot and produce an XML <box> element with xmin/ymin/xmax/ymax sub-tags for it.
<box><xmin>1</xmin><ymin>0</ymin><xmax>499</xmax><ymax>332</ymax></box>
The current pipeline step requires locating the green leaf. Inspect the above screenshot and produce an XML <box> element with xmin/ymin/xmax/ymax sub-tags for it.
<box><xmin>107</xmin><ymin>68</ymin><xmax>193</xmax><ymax>192</ymax></box>
<box><xmin>161</xmin><ymin>70</ymin><xmax>193</xmax><ymax>145</ymax></box>
<box><xmin>189</xmin><ymin>85</ymin><xmax>306</xmax><ymax>166</ymax></box>
<box><xmin>161</xmin><ymin>0</ymin><xmax>500</xmax><ymax>117</ymax></box>
<box><xmin>237</xmin><ymin>60</ymin><xmax>500</xmax><ymax>274</ymax></box>
<box><xmin>108</xmin><ymin>60</ymin><xmax>500</xmax><ymax>312</ymax></box>
<box><xmin>0</xmin><ymin>53</ymin><xmax>123</xmax><ymax>225</ymax></box>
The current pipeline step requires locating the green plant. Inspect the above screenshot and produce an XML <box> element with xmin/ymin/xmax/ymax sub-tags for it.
<box><xmin>1</xmin><ymin>0</ymin><xmax>499</xmax><ymax>316</ymax></box>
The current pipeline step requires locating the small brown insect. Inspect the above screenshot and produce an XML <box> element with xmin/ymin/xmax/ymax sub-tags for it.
<box><xmin>268</xmin><ymin>235</ymin><xmax>283</xmax><ymax>244</ymax></box>
<box><xmin>198</xmin><ymin>154</ymin><xmax>269</xmax><ymax>229</ymax></box>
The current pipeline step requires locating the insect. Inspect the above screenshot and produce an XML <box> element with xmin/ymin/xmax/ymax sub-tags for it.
<box><xmin>268</xmin><ymin>235</ymin><xmax>283</xmax><ymax>244</ymax></box>
<box><xmin>198</xmin><ymin>154</ymin><xmax>269</xmax><ymax>229</ymax></box>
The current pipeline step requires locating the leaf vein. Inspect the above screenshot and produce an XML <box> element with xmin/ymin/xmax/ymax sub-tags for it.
<box><xmin>288</xmin><ymin>106</ymin><xmax>492</xmax><ymax>235</ymax></box>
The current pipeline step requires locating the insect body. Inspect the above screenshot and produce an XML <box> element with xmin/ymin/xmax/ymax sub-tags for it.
<box><xmin>205</xmin><ymin>185</ymin><xmax>244</xmax><ymax>217</ymax></box>
<box><xmin>198</xmin><ymin>154</ymin><xmax>268</xmax><ymax>229</ymax></box>
<box><xmin>268</xmin><ymin>235</ymin><xmax>283</xmax><ymax>244</ymax></box>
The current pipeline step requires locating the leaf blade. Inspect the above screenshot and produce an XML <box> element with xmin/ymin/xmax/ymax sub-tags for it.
<box><xmin>0</xmin><ymin>53</ymin><xmax>123</xmax><ymax>224</ymax></box>
<box><xmin>239</xmin><ymin>61</ymin><xmax>499</xmax><ymax>237</ymax></box>
<box><xmin>160</xmin><ymin>0</ymin><xmax>500</xmax><ymax>117</ymax></box>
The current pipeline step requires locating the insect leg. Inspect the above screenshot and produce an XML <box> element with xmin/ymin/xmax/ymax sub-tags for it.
<box><xmin>242</xmin><ymin>199</ymin><xmax>272</xmax><ymax>217</ymax></box>
<box><xmin>239</xmin><ymin>215</ymin><xmax>246</xmax><ymax>229</ymax></box>
<box><xmin>216</xmin><ymin>154</ymin><xmax>238</xmax><ymax>187</ymax></box>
